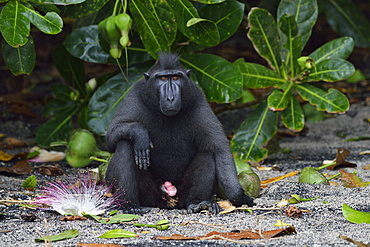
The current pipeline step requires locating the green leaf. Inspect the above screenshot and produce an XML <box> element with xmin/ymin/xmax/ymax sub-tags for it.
<box><xmin>99</xmin><ymin>229</ymin><xmax>139</xmax><ymax>238</ymax></box>
<box><xmin>305</xmin><ymin>58</ymin><xmax>355</xmax><ymax>82</ymax></box>
<box><xmin>277</xmin><ymin>0</ymin><xmax>318</xmax><ymax>48</ymax></box>
<box><xmin>58</xmin><ymin>0</ymin><xmax>110</xmax><ymax>18</ymax></box>
<box><xmin>29</xmin><ymin>0</ymin><xmax>86</xmax><ymax>5</ymax></box>
<box><xmin>309</xmin><ymin>37</ymin><xmax>354</xmax><ymax>64</ymax></box>
<box><xmin>231</xmin><ymin>99</ymin><xmax>278</xmax><ymax>162</ymax></box>
<box><xmin>187</xmin><ymin>18</ymin><xmax>208</xmax><ymax>27</ymax></box>
<box><xmin>247</xmin><ymin>8</ymin><xmax>281</xmax><ymax>75</ymax></box>
<box><xmin>199</xmin><ymin>0</ymin><xmax>244</xmax><ymax>42</ymax></box>
<box><xmin>302</xmin><ymin>103</ymin><xmax>324</xmax><ymax>122</ymax></box>
<box><xmin>87</xmin><ymin>63</ymin><xmax>152</xmax><ymax>135</ymax></box>
<box><xmin>342</xmin><ymin>203</ymin><xmax>370</xmax><ymax>224</ymax></box>
<box><xmin>53</xmin><ymin>44</ymin><xmax>86</xmax><ymax>96</ymax></box>
<box><xmin>64</xmin><ymin>25</ymin><xmax>114</xmax><ymax>63</ymax></box>
<box><xmin>0</xmin><ymin>1</ymin><xmax>30</xmax><ymax>47</ymax></box>
<box><xmin>268</xmin><ymin>81</ymin><xmax>294</xmax><ymax>111</ymax></box>
<box><xmin>130</xmin><ymin>0</ymin><xmax>176</xmax><ymax>58</ymax></box>
<box><xmin>167</xmin><ymin>0</ymin><xmax>220</xmax><ymax>47</ymax></box>
<box><xmin>195</xmin><ymin>0</ymin><xmax>227</xmax><ymax>3</ymax></box>
<box><xmin>35</xmin><ymin>229</ymin><xmax>79</xmax><ymax>242</ymax></box>
<box><xmin>279</xmin><ymin>14</ymin><xmax>301</xmax><ymax>76</ymax></box>
<box><xmin>324</xmin><ymin>0</ymin><xmax>370</xmax><ymax>48</ymax></box>
<box><xmin>296</xmin><ymin>83</ymin><xmax>349</xmax><ymax>113</ymax></box>
<box><xmin>42</xmin><ymin>98</ymin><xmax>75</xmax><ymax>117</ymax></box>
<box><xmin>73</xmin><ymin>1</ymin><xmax>113</xmax><ymax>28</ymax></box>
<box><xmin>234</xmin><ymin>58</ymin><xmax>285</xmax><ymax>89</ymax></box>
<box><xmin>22</xmin><ymin>175</ymin><xmax>37</xmax><ymax>189</ymax></box>
<box><xmin>36</xmin><ymin>105</ymin><xmax>80</xmax><ymax>146</ymax></box>
<box><xmin>22</xmin><ymin>3</ymin><xmax>63</xmax><ymax>35</ymax></box>
<box><xmin>181</xmin><ymin>53</ymin><xmax>242</xmax><ymax>103</ymax></box>
<box><xmin>281</xmin><ymin>96</ymin><xmax>304</xmax><ymax>131</ymax></box>
<box><xmin>88</xmin><ymin>214</ymin><xmax>139</xmax><ymax>224</ymax></box>
<box><xmin>2</xmin><ymin>37</ymin><xmax>36</xmax><ymax>75</ymax></box>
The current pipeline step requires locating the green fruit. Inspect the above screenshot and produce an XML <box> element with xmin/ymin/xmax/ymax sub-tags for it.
<box><xmin>119</xmin><ymin>35</ymin><xmax>130</xmax><ymax>47</ymax></box>
<box><xmin>109</xmin><ymin>47</ymin><xmax>122</xmax><ymax>59</ymax></box>
<box><xmin>66</xmin><ymin>129</ymin><xmax>110</xmax><ymax>168</ymax></box>
<box><xmin>115</xmin><ymin>13</ymin><xmax>132</xmax><ymax>34</ymax></box>
<box><xmin>238</xmin><ymin>170</ymin><xmax>261</xmax><ymax>198</ymax></box>
<box><xmin>98</xmin><ymin>16</ymin><xmax>121</xmax><ymax>45</ymax></box>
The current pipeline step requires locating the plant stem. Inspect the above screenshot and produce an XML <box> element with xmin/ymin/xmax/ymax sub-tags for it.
<box><xmin>315</xmin><ymin>162</ymin><xmax>336</xmax><ymax>171</ymax></box>
<box><xmin>113</xmin><ymin>0</ymin><xmax>120</xmax><ymax>16</ymax></box>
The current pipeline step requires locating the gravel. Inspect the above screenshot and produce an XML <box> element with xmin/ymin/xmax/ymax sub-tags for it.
<box><xmin>1</xmin><ymin>103</ymin><xmax>370</xmax><ymax>247</ymax></box>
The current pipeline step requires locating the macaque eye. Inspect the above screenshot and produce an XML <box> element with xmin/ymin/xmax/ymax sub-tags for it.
<box><xmin>161</xmin><ymin>76</ymin><xmax>167</xmax><ymax>81</ymax></box>
<box><xmin>172</xmin><ymin>76</ymin><xmax>178</xmax><ymax>80</ymax></box>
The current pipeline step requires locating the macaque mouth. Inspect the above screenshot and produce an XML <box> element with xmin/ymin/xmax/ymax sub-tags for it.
<box><xmin>161</xmin><ymin>181</ymin><xmax>177</xmax><ymax>197</ymax></box>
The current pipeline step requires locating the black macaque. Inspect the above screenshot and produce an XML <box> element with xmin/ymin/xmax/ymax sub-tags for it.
<box><xmin>105</xmin><ymin>52</ymin><xmax>255</xmax><ymax>213</ymax></box>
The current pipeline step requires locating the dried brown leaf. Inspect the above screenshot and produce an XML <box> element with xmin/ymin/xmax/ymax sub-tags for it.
<box><xmin>327</xmin><ymin>149</ymin><xmax>357</xmax><ymax>170</ymax></box>
<box><xmin>0</xmin><ymin>160</ymin><xmax>32</xmax><ymax>175</ymax></box>
<box><xmin>154</xmin><ymin>227</ymin><xmax>296</xmax><ymax>240</ymax></box>
<box><xmin>339</xmin><ymin>234</ymin><xmax>370</xmax><ymax>247</ymax></box>
<box><xmin>37</xmin><ymin>164</ymin><xmax>63</xmax><ymax>176</ymax></box>
<box><xmin>286</xmin><ymin>206</ymin><xmax>303</xmax><ymax>218</ymax></box>
<box><xmin>0</xmin><ymin>150</ymin><xmax>14</xmax><ymax>161</ymax></box>
<box><xmin>1</xmin><ymin>137</ymin><xmax>27</xmax><ymax>149</ymax></box>
<box><xmin>339</xmin><ymin>169</ymin><xmax>370</xmax><ymax>188</ymax></box>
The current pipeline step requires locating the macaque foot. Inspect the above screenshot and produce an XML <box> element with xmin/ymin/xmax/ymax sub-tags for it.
<box><xmin>187</xmin><ymin>200</ymin><xmax>221</xmax><ymax>214</ymax></box>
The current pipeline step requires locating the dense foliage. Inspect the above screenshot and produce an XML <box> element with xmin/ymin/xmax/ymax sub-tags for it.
<box><xmin>0</xmin><ymin>0</ymin><xmax>362</xmax><ymax>162</ymax></box>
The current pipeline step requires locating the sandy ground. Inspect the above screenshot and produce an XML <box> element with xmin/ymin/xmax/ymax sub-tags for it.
<box><xmin>1</xmin><ymin>103</ymin><xmax>370</xmax><ymax>247</ymax></box>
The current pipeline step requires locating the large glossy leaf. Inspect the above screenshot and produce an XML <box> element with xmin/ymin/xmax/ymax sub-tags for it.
<box><xmin>58</xmin><ymin>0</ymin><xmax>110</xmax><ymax>18</ymax></box>
<box><xmin>305</xmin><ymin>58</ymin><xmax>355</xmax><ymax>82</ymax></box>
<box><xmin>0</xmin><ymin>1</ymin><xmax>30</xmax><ymax>47</ymax></box>
<box><xmin>200</xmin><ymin>0</ymin><xmax>244</xmax><ymax>42</ymax></box>
<box><xmin>296</xmin><ymin>83</ymin><xmax>349</xmax><ymax>113</ymax></box>
<box><xmin>87</xmin><ymin>63</ymin><xmax>152</xmax><ymax>135</ymax></box>
<box><xmin>64</xmin><ymin>25</ymin><xmax>150</xmax><ymax>64</ymax></box>
<box><xmin>234</xmin><ymin>58</ymin><xmax>285</xmax><ymax>89</ymax></box>
<box><xmin>281</xmin><ymin>96</ymin><xmax>304</xmax><ymax>131</ymax></box>
<box><xmin>277</xmin><ymin>0</ymin><xmax>318</xmax><ymax>48</ymax></box>
<box><xmin>36</xmin><ymin>104</ymin><xmax>80</xmax><ymax>146</ymax></box>
<box><xmin>87</xmin><ymin>74</ymin><xmax>133</xmax><ymax>135</ymax></box>
<box><xmin>324</xmin><ymin>0</ymin><xmax>370</xmax><ymax>48</ymax></box>
<box><xmin>53</xmin><ymin>44</ymin><xmax>86</xmax><ymax>96</ymax></box>
<box><xmin>64</xmin><ymin>25</ymin><xmax>114</xmax><ymax>63</ymax></box>
<box><xmin>167</xmin><ymin>0</ymin><xmax>220</xmax><ymax>47</ymax></box>
<box><xmin>231</xmin><ymin>99</ymin><xmax>278</xmax><ymax>162</ymax></box>
<box><xmin>268</xmin><ymin>81</ymin><xmax>294</xmax><ymax>111</ymax></box>
<box><xmin>73</xmin><ymin>1</ymin><xmax>113</xmax><ymax>28</ymax></box>
<box><xmin>181</xmin><ymin>53</ymin><xmax>242</xmax><ymax>103</ymax></box>
<box><xmin>247</xmin><ymin>8</ymin><xmax>282</xmax><ymax>75</ymax></box>
<box><xmin>130</xmin><ymin>0</ymin><xmax>176</xmax><ymax>58</ymax></box>
<box><xmin>2</xmin><ymin>37</ymin><xmax>35</xmax><ymax>75</ymax></box>
<box><xmin>309</xmin><ymin>37</ymin><xmax>354</xmax><ymax>64</ymax></box>
<box><xmin>22</xmin><ymin>3</ymin><xmax>62</xmax><ymax>34</ymax></box>
<box><xmin>29</xmin><ymin>0</ymin><xmax>86</xmax><ymax>5</ymax></box>
<box><xmin>279</xmin><ymin>14</ymin><xmax>301</xmax><ymax>76</ymax></box>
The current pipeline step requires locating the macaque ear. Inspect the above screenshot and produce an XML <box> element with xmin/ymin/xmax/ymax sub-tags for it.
<box><xmin>144</xmin><ymin>72</ymin><xmax>150</xmax><ymax>80</ymax></box>
<box><xmin>186</xmin><ymin>69</ymin><xmax>191</xmax><ymax>78</ymax></box>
